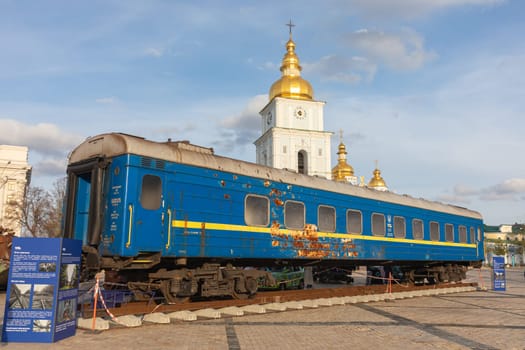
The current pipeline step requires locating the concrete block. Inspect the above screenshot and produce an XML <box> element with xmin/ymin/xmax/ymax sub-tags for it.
<box><xmin>398</xmin><ymin>291</ymin><xmax>413</xmax><ymax>298</ymax></box>
<box><xmin>281</xmin><ymin>301</ymin><xmax>303</xmax><ymax>310</ymax></box>
<box><xmin>77</xmin><ymin>317</ymin><xmax>110</xmax><ymax>330</ymax></box>
<box><xmin>343</xmin><ymin>296</ymin><xmax>359</xmax><ymax>304</ymax></box>
<box><xmin>361</xmin><ymin>295</ymin><xmax>375</xmax><ymax>302</ymax></box>
<box><xmin>264</xmin><ymin>302</ymin><xmax>287</xmax><ymax>311</ymax></box>
<box><xmin>374</xmin><ymin>294</ymin><xmax>387</xmax><ymax>301</ymax></box>
<box><xmin>112</xmin><ymin>314</ymin><xmax>142</xmax><ymax>327</ymax></box>
<box><xmin>300</xmin><ymin>299</ymin><xmax>319</xmax><ymax>308</ymax></box>
<box><xmin>194</xmin><ymin>308</ymin><xmax>221</xmax><ymax>319</ymax></box>
<box><xmin>384</xmin><ymin>293</ymin><xmax>394</xmax><ymax>300</ymax></box>
<box><xmin>316</xmin><ymin>298</ymin><xmax>334</xmax><ymax>306</ymax></box>
<box><xmin>218</xmin><ymin>306</ymin><xmax>244</xmax><ymax>316</ymax></box>
<box><xmin>143</xmin><ymin>312</ymin><xmax>171</xmax><ymax>324</ymax></box>
<box><xmin>168</xmin><ymin>310</ymin><xmax>197</xmax><ymax>321</ymax></box>
<box><xmin>330</xmin><ymin>297</ymin><xmax>346</xmax><ymax>305</ymax></box>
<box><xmin>241</xmin><ymin>304</ymin><xmax>267</xmax><ymax>314</ymax></box>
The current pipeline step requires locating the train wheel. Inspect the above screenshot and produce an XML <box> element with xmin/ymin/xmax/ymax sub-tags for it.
<box><xmin>232</xmin><ymin>277</ymin><xmax>257</xmax><ymax>300</ymax></box>
<box><xmin>298</xmin><ymin>279</ymin><xmax>305</xmax><ymax>290</ymax></box>
<box><xmin>245</xmin><ymin>277</ymin><xmax>258</xmax><ymax>294</ymax></box>
<box><xmin>160</xmin><ymin>280</ymin><xmax>190</xmax><ymax>304</ymax></box>
<box><xmin>439</xmin><ymin>271</ymin><xmax>449</xmax><ymax>283</ymax></box>
<box><xmin>407</xmin><ymin>270</ymin><xmax>415</xmax><ymax>284</ymax></box>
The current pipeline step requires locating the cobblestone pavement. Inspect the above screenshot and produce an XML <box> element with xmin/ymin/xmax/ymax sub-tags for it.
<box><xmin>1</xmin><ymin>268</ymin><xmax>524</xmax><ymax>350</ymax></box>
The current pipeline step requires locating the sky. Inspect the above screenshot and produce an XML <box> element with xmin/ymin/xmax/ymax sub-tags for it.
<box><xmin>0</xmin><ymin>0</ymin><xmax>523</xmax><ymax>225</ymax></box>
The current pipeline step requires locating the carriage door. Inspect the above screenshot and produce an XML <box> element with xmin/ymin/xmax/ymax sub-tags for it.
<box><xmin>131</xmin><ymin>172</ymin><xmax>168</xmax><ymax>252</ymax></box>
<box><xmin>64</xmin><ymin>158</ymin><xmax>106</xmax><ymax>246</ymax></box>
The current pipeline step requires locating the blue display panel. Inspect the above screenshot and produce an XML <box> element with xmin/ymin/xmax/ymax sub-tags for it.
<box><xmin>492</xmin><ymin>256</ymin><xmax>506</xmax><ymax>292</ymax></box>
<box><xmin>2</xmin><ymin>238</ymin><xmax>82</xmax><ymax>343</ymax></box>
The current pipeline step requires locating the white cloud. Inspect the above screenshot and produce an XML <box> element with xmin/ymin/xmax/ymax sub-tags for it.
<box><xmin>220</xmin><ymin>94</ymin><xmax>266</xmax><ymax>130</ymax></box>
<box><xmin>345</xmin><ymin>28</ymin><xmax>437</xmax><ymax>70</ymax></box>
<box><xmin>144</xmin><ymin>47</ymin><xmax>164</xmax><ymax>57</ymax></box>
<box><xmin>34</xmin><ymin>158</ymin><xmax>68</xmax><ymax>177</ymax></box>
<box><xmin>258</xmin><ymin>61</ymin><xmax>279</xmax><ymax>71</ymax></box>
<box><xmin>348</xmin><ymin>0</ymin><xmax>505</xmax><ymax>19</ymax></box>
<box><xmin>481</xmin><ymin>178</ymin><xmax>525</xmax><ymax>201</ymax></box>
<box><xmin>0</xmin><ymin>119</ymin><xmax>83</xmax><ymax>180</ymax></box>
<box><xmin>0</xmin><ymin>119</ymin><xmax>83</xmax><ymax>157</ymax></box>
<box><xmin>304</xmin><ymin>55</ymin><xmax>377</xmax><ymax>84</ymax></box>
<box><xmin>213</xmin><ymin>94</ymin><xmax>267</xmax><ymax>153</ymax></box>
<box><xmin>95</xmin><ymin>97</ymin><xmax>118</xmax><ymax>104</ymax></box>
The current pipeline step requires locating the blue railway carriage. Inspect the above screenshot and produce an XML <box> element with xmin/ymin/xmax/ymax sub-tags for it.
<box><xmin>63</xmin><ymin>133</ymin><xmax>484</xmax><ymax>301</ymax></box>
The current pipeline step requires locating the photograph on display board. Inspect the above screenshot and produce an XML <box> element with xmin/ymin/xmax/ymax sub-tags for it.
<box><xmin>8</xmin><ymin>283</ymin><xmax>31</xmax><ymax>309</ymax></box>
<box><xmin>38</xmin><ymin>262</ymin><xmax>57</xmax><ymax>273</ymax></box>
<box><xmin>32</xmin><ymin>319</ymin><xmax>51</xmax><ymax>333</ymax></box>
<box><xmin>31</xmin><ymin>284</ymin><xmax>54</xmax><ymax>310</ymax></box>
<box><xmin>56</xmin><ymin>298</ymin><xmax>76</xmax><ymax>323</ymax></box>
<box><xmin>59</xmin><ymin>263</ymin><xmax>79</xmax><ymax>290</ymax></box>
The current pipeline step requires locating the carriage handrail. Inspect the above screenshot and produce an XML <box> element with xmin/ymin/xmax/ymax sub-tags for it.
<box><xmin>126</xmin><ymin>204</ymin><xmax>133</xmax><ymax>248</ymax></box>
<box><xmin>165</xmin><ymin>208</ymin><xmax>172</xmax><ymax>250</ymax></box>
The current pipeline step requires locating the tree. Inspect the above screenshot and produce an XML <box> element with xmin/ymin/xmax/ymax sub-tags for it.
<box><xmin>47</xmin><ymin>177</ymin><xmax>66</xmax><ymax>237</ymax></box>
<box><xmin>13</xmin><ymin>177</ymin><xmax>66</xmax><ymax>238</ymax></box>
<box><xmin>493</xmin><ymin>242</ymin><xmax>507</xmax><ymax>256</ymax></box>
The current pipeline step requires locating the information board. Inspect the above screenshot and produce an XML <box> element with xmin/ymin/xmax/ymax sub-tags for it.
<box><xmin>492</xmin><ymin>256</ymin><xmax>506</xmax><ymax>292</ymax></box>
<box><xmin>1</xmin><ymin>237</ymin><xmax>82</xmax><ymax>343</ymax></box>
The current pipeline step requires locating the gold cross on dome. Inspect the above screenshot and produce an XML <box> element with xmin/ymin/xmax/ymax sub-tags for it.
<box><xmin>286</xmin><ymin>19</ymin><xmax>295</xmax><ymax>37</ymax></box>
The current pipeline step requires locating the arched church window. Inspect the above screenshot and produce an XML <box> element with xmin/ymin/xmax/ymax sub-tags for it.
<box><xmin>297</xmin><ymin>150</ymin><xmax>307</xmax><ymax>175</ymax></box>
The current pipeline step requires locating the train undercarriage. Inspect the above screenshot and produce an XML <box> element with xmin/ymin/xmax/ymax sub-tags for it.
<box><xmin>403</xmin><ymin>264</ymin><xmax>468</xmax><ymax>284</ymax></box>
<box><xmin>127</xmin><ymin>264</ymin><xmax>274</xmax><ymax>303</ymax></box>
<box><xmin>82</xmin><ymin>247</ymin><xmax>477</xmax><ymax>303</ymax></box>
<box><xmin>82</xmin><ymin>248</ymin><xmax>276</xmax><ymax>303</ymax></box>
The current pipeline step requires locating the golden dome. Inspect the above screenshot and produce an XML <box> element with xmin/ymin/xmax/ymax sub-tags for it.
<box><xmin>368</xmin><ymin>167</ymin><xmax>388</xmax><ymax>190</ymax></box>
<box><xmin>332</xmin><ymin>142</ymin><xmax>355</xmax><ymax>182</ymax></box>
<box><xmin>269</xmin><ymin>37</ymin><xmax>313</xmax><ymax>101</ymax></box>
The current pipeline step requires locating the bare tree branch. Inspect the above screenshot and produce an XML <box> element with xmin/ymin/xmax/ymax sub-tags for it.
<box><xmin>12</xmin><ymin>178</ymin><xmax>66</xmax><ymax>237</ymax></box>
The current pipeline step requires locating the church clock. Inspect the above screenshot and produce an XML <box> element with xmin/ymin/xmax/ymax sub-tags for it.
<box><xmin>294</xmin><ymin>106</ymin><xmax>306</xmax><ymax>119</ymax></box>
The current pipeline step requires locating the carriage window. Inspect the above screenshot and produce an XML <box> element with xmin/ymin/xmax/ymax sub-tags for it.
<box><xmin>372</xmin><ymin>213</ymin><xmax>385</xmax><ymax>236</ymax></box>
<box><xmin>470</xmin><ymin>227</ymin><xmax>475</xmax><ymax>243</ymax></box>
<box><xmin>477</xmin><ymin>227</ymin><xmax>481</xmax><ymax>242</ymax></box>
<box><xmin>318</xmin><ymin>205</ymin><xmax>336</xmax><ymax>232</ymax></box>
<box><xmin>245</xmin><ymin>195</ymin><xmax>269</xmax><ymax>226</ymax></box>
<box><xmin>346</xmin><ymin>210</ymin><xmax>362</xmax><ymax>234</ymax></box>
<box><xmin>394</xmin><ymin>216</ymin><xmax>406</xmax><ymax>238</ymax></box>
<box><xmin>140</xmin><ymin>175</ymin><xmax>162</xmax><ymax>210</ymax></box>
<box><xmin>412</xmin><ymin>219</ymin><xmax>424</xmax><ymax>240</ymax></box>
<box><xmin>445</xmin><ymin>224</ymin><xmax>454</xmax><ymax>242</ymax></box>
<box><xmin>430</xmin><ymin>221</ymin><xmax>440</xmax><ymax>241</ymax></box>
<box><xmin>459</xmin><ymin>225</ymin><xmax>467</xmax><ymax>243</ymax></box>
<box><xmin>284</xmin><ymin>200</ymin><xmax>305</xmax><ymax>230</ymax></box>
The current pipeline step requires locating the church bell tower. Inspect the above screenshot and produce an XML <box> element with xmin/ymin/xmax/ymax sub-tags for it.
<box><xmin>254</xmin><ymin>22</ymin><xmax>332</xmax><ymax>178</ymax></box>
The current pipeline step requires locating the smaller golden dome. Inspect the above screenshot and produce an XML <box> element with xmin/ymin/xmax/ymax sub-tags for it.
<box><xmin>269</xmin><ymin>37</ymin><xmax>313</xmax><ymax>101</ymax></box>
<box><xmin>368</xmin><ymin>165</ymin><xmax>388</xmax><ymax>191</ymax></box>
<box><xmin>332</xmin><ymin>142</ymin><xmax>355</xmax><ymax>182</ymax></box>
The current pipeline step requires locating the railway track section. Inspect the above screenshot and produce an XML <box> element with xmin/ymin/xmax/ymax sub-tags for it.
<box><xmin>82</xmin><ymin>282</ymin><xmax>477</xmax><ymax>319</ymax></box>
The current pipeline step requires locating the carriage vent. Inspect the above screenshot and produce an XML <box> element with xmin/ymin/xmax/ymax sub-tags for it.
<box><xmin>141</xmin><ymin>157</ymin><xmax>153</xmax><ymax>167</ymax></box>
<box><xmin>155</xmin><ymin>160</ymin><xmax>166</xmax><ymax>169</ymax></box>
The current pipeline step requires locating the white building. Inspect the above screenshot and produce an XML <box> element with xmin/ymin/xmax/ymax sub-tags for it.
<box><xmin>254</xmin><ymin>30</ymin><xmax>332</xmax><ymax>178</ymax></box>
<box><xmin>0</xmin><ymin>145</ymin><xmax>31</xmax><ymax>236</ymax></box>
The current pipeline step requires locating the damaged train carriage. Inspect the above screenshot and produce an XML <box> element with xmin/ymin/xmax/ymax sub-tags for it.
<box><xmin>62</xmin><ymin>133</ymin><xmax>484</xmax><ymax>302</ymax></box>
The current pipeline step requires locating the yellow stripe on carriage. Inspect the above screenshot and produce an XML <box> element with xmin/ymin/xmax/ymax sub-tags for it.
<box><xmin>172</xmin><ymin>220</ymin><xmax>477</xmax><ymax>249</ymax></box>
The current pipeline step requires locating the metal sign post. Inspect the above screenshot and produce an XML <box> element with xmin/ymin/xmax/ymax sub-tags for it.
<box><xmin>491</xmin><ymin>256</ymin><xmax>506</xmax><ymax>292</ymax></box>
